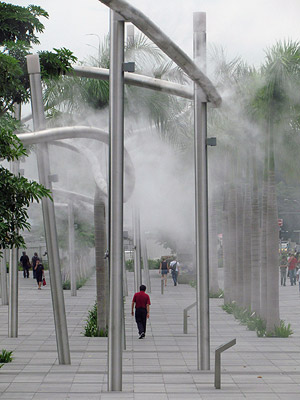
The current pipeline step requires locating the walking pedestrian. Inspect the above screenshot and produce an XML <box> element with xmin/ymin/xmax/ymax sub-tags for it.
<box><xmin>169</xmin><ymin>258</ymin><xmax>180</xmax><ymax>286</ymax></box>
<box><xmin>131</xmin><ymin>284</ymin><xmax>151</xmax><ymax>339</ymax></box>
<box><xmin>20</xmin><ymin>251</ymin><xmax>30</xmax><ymax>278</ymax></box>
<box><xmin>288</xmin><ymin>253</ymin><xmax>298</xmax><ymax>286</ymax></box>
<box><xmin>31</xmin><ymin>252</ymin><xmax>39</xmax><ymax>279</ymax></box>
<box><xmin>34</xmin><ymin>258</ymin><xmax>44</xmax><ymax>290</ymax></box>
<box><xmin>280</xmin><ymin>255</ymin><xmax>287</xmax><ymax>286</ymax></box>
<box><xmin>159</xmin><ymin>257</ymin><xmax>169</xmax><ymax>287</ymax></box>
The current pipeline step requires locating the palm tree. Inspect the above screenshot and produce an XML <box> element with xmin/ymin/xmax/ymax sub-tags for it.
<box><xmin>252</xmin><ymin>40</ymin><xmax>300</xmax><ymax>330</ymax></box>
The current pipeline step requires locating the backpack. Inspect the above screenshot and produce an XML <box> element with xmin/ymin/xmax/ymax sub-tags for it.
<box><xmin>171</xmin><ymin>261</ymin><xmax>177</xmax><ymax>272</ymax></box>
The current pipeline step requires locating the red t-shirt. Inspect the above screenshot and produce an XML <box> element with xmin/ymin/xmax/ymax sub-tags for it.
<box><xmin>288</xmin><ymin>257</ymin><xmax>298</xmax><ymax>270</ymax></box>
<box><xmin>132</xmin><ymin>291</ymin><xmax>151</xmax><ymax>309</ymax></box>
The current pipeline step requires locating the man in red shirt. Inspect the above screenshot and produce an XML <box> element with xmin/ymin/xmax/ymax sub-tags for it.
<box><xmin>288</xmin><ymin>254</ymin><xmax>298</xmax><ymax>286</ymax></box>
<box><xmin>131</xmin><ymin>285</ymin><xmax>151</xmax><ymax>339</ymax></box>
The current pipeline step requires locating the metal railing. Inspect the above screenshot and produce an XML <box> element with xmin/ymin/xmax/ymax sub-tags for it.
<box><xmin>214</xmin><ymin>338</ymin><xmax>236</xmax><ymax>389</ymax></box>
<box><xmin>183</xmin><ymin>302</ymin><xmax>196</xmax><ymax>334</ymax></box>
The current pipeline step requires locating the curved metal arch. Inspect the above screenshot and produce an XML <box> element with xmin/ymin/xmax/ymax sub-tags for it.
<box><xmin>17</xmin><ymin>126</ymin><xmax>135</xmax><ymax>202</ymax></box>
<box><xmin>52</xmin><ymin>141</ymin><xmax>108</xmax><ymax>198</ymax></box>
<box><xmin>98</xmin><ymin>0</ymin><xmax>221</xmax><ymax>106</ymax></box>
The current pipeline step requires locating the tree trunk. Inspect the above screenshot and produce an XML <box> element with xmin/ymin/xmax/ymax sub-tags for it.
<box><xmin>236</xmin><ymin>185</ymin><xmax>244</xmax><ymax>306</ymax></box>
<box><xmin>260</xmin><ymin>155</ymin><xmax>268</xmax><ymax>320</ymax></box>
<box><xmin>222</xmin><ymin>187</ymin><xmax>231</xmax><ymax>304</ymax></box>
<box><xmin>94</xmin><ymin>187</ymin><xmax>107</xmax><ymax>332</ymax></box>
<box><xmin>266</xmin><ymin>124</ymin><xmax>280</xmax><ymax>331</ymax></box>
<box><xmin>242</xmin><ymin>182</ymin><xmax>252</xmax><ymax>309</ymax></box>
<box><xmin>228</xmin><ymin>184</ymin><xmax>237</xmax><ymax>302</ymax></box>
<box><xmin>209</xmin><ymin>196</ymin><xmax>220</xmax><ymax>294</ymax></box>
<box><xmin>251</xmin><ymin>157</ymin><xmax>261</xmax><ymax>314</ymax></box>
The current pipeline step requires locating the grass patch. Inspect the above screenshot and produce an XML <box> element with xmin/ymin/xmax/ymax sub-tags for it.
<box><xmin>0</xmin><ymin>349</ymin><xmax>13</xmax><ymax>363</ymax></box>
<box><xmin>63</xmin><ymin>276</ymin><xmax>88</xmax><ymax>290</ymax></box>
<box><xmin>190</xmin><ymin>281</ymin><xmax>224</xmax><ymax>298</ymax></box>
<box><xmin>83</xmin><ymin>302</ymin><xmax>108</xmax><ymax>337</ymax></box>
<box><xmin>221</xmin><ymin>302</ymin><xmax>292</xmax><ymax>338</ymax></box>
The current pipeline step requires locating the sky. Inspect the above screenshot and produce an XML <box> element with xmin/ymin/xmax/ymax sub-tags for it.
<box><xmin>7</xmin><ymin>0</ymin><xmax>300</xmax><ymax>68</ymax></box>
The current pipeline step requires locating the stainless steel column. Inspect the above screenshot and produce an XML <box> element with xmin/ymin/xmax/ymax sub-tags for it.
<box><xmin>1</xmin><ymin>251</ymin><xmax>8</xmax><ymax>305</ymax></box>
<box><xmin>8</xmin><ymin>248</ymin><xmax>18</xmax><ymax>337</ymax></box>
<box><xmin>108</xmin><ymin>10</ymin><xmax>125</xmax><ymax>391</ymax></box>
<box><xmin>26</xmin><ymin>54</ymin><xmax>71</xmax><ymax>364</ymax></box>
<box><xmin>133</xmin><ymin>208</ymin><xmax>142</xmax><ymax>292</ymax></box>
<box><xmin>193</xmin><ymin>12</ymin><xmax>210</xmax><ymax>370</ymax></box>
<box><xmin>8</xmin><ymin>104</ymin><xmax>21</xmax><ymax>336</ymax></box>
<box><xmin>68</xmin><ymin>202</ymin><xmax>76</xmax><ymax>296</ymax></box>
<box><xmin>141</xmin><ymin>232</ymin><xmax>151</xmax><ymax>293</ymax></box>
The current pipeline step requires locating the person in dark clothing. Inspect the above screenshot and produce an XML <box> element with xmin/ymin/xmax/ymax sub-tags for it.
<box><xmin>159</xmin><ymin>257</ymin><xmax>169</xmax><ymax>287</ymax></box>
<box><xmin>131</xmin><ymin>285</ymin><xmax>151</xmax><ymax>339</ymax></box>
<box><xmin>20</xmin><ymin>251</ymin><xmax>30</xmax><ymax>278</ymax></box>
<box><xmin>31</xmin><ymin>253</ymin><xmax>39</xmax><ymax>279</ymax></box>
<box><xmin>34</xmin><ymin>258</ymin><xmax>44</xmax><ymax>290</ymax></box>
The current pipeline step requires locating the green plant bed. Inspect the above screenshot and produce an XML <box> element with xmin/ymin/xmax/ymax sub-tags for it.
<box><xmin>63</xmin><ymin>276</ymin><xmax>88</xmax><ymax>290</ymax></box>
<box><xmin>221</xmin><ymin>302</ymin><xmax>293</xmax><ymax>338</ymax></box>
<box><xmin>83</xmin><ymin>302</ymin><xmax>108</xmax><ymax>337</ymax></box>
<box><xmin>178</xmin><ymin>274</ymin><xmax>196</xmax><ymax>284</ymax></box>
<box><xmin>0</xmin><ymin>349</ymin><xmax>13</xmax><ymax>363</ymax></box>
<box><xmin>209</xmin><ymin>289</ymin><xmax>224</xmax><ymax>298</ymax></box>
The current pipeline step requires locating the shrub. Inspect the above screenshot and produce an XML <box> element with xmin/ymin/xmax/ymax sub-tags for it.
<box><xmin>83</xmin><ymin>302</ymin><xmax>108</xmax><ymax>337</ymax></box>
<box><xmin>0</xmin><ymin>349</ymin><xmax>13</xmax><ymax>363</ymax></box>
<box><xmin>148</xmin><ymin>259</ymin><xmax>160</xmax><ymax>269</ymax></box>
<box><xmin>221</xmin><ymin>302</ymin><xmax>292</xmax><ymax>338</ymax></box>
<box><xmin>125</xmin><ymin>259</ymin><xmax>134</xmax><ymax>271</ymax></box>
<box><xmin>63</xmin><ymin>276</ymin><xmax>88</xmax><ymax>290</ymax></box>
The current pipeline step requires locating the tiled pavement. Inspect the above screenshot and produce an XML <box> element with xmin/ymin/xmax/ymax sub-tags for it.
<box><xmin>0</xmin><ymin>269</ymin><xmax>300</xmax><ymax>399</ymax></box>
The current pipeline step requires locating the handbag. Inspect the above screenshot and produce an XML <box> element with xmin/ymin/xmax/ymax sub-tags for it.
<box><xmin>42</xmin><ymin>277</ymin><xmax>46</xmax><ymax>286</ymax></box>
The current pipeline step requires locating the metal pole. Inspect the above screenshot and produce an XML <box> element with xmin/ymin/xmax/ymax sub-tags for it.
<box><xmin>8</xmin><ymin>158</ymin><xmax>19</xmax><ymax>338</ymax></box>
<box><xmin>68</xmin><ymin>202</ymin><xmax>76</xmax><ymax>296</ymax></box>
<box><xmin>123</xmin><ymin>251</ymin><xmax>128</xmax><ymax>297</ymax></box>
<box><xmin>1</xmin><ymin>251</ymin><xmax>8</xmax><ymax>305</ymax></box>
<box><xmin>108</xmin><ymin>10</ymin><xmax>125</xmax><ymax>391</ymax></box>
<box><xmin>141</xmin><ymin>232</ymin><xmax>151</xmax><ymax>293</ymax></box>
<box><xmin>8</xmin><ymin>248</ymin><xmax>18</xmax><ymax>337</ymax></box>
<box><xmin>193</xmin><ymin>12</ymin><xmax>210</xmax><ymax>370</ymax></box>
<box><xmin>161</xmin><ymin>279</ymin><xmax>164</xmax><ymax>295</ymax></box>
<box><xmin>8</xmin><ymin>104</ymin><xmax>21</xmax><ymax>336</ymax></box>
<box><xmin>133</xmin><ymin>207</ymin><xmax>142</xmax><ymax>292</ymax></box>
<box><xmin>26</xmin><ymin>54</ymin><xmax>71</xmax><ymax>365</ymax></box>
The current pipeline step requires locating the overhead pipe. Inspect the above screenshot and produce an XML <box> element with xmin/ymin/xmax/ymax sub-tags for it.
<box><xmin>98</xmin><ymin>0</ymin><xmax>221</xmax><ymax>107</ymax></box>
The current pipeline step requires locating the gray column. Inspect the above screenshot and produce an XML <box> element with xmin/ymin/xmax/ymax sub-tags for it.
<box><xmin>1</xmin><ymin>251</ymin><xmax>8</xmax><ymax>305</ymax></box>
<box><xmin>108</xmin><ymin>10</ymin><xmax>125</xmax><ymax>391</ymax></box>
<box><xmin>8</xmin><ymin>159</ymin><xmax>19</xmax><ymax>337</ymax></box>
<box><xmin>193</xmin><ymin>12</ymin><xmax>210</xmax><ymax>370</ymax></box>
<box><xmin>26</xmin><ymin>54</ymin><xmax>71</xmax><ymax>365</ymax></box>
<box><xmin>8</xmin><ymin>248</ymin><xmax>18</xmax><ymax>337</ymax></box>
<box><xmin>123</xmin><ymin>251</ymin><xmax>128</xmax><ymax>297</ymax></box>
<box><xmin>68</xmin><ymin>202</ymin><xmax>76</xmax><ymax>296</ymax></box>
<box><xmin>133</xmin><ymin>208</ymin><xmax>142</xmax><ymax>292</ymax></box>
<box><xmin>141</xmin><ymin>232</ymin><xmax>151</xmax><ymax>293</ymax></box>
<box><xmin>8</xmin><ymin>104</ymin><xmax>21</xmax><ymax>335</ymax></box>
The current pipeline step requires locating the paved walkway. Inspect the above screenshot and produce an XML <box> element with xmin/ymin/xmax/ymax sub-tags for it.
<box><xmin>0</xmin><ymin>269</ymin><xmax>300</xmax><ymax>399</ymax></box>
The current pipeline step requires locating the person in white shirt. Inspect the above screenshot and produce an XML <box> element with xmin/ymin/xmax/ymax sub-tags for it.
<box><xmin>169</xmin><ymin>259</ymin><xmax>179</xmax><ymax>286</ymax></box>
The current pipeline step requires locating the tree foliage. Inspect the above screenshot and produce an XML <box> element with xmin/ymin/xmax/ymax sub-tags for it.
<box><xmin>0</xmin><ymin>2</ymin><xmax>77</xmax><ymax>250</ymax></box>
<box><xmin>0</xmin><ymin>116</ymin><xmax>51</xmax><ymax>250</ymax></box>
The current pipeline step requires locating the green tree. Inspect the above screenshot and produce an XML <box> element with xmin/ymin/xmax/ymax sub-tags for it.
<box><xmin>0</xmin><ymin>116</ymin><xmax>51</xmax><ymax>250</ymax></box>
<box><xmin>0</xmin><ymin>1</ymin><xmax>77</xmax><ymax>250</ymax></box>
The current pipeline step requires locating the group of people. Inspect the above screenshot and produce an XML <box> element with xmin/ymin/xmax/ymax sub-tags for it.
<box><xmin>280</xmin><ymin>253</ymin><xmax>300</xmax><ymax>287</ymax></box>
<box><xmin>19</xmin><ymin>251</ymin><xmax>45</xmax><ymax>290</ymax></box>
<box><xmin>159</xmin><ymin>257</ymin><xmax>180</xmax><ymax>286</ymax></box>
